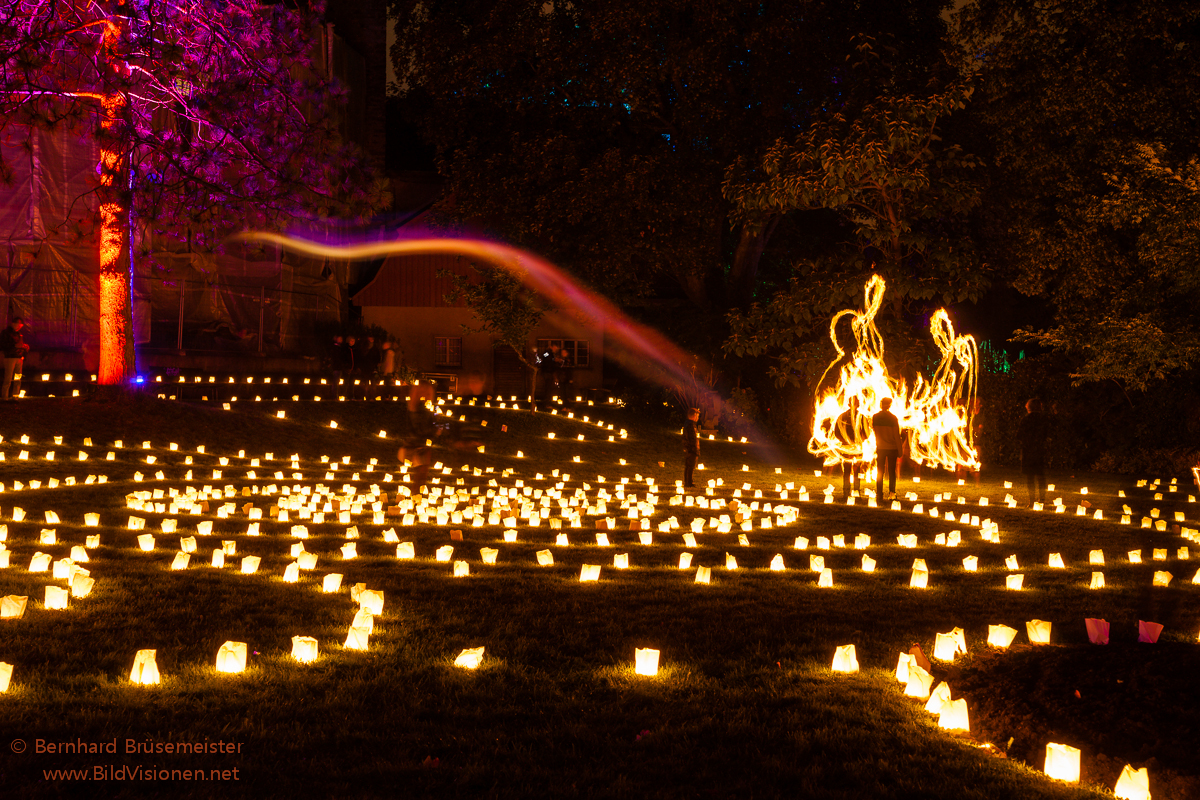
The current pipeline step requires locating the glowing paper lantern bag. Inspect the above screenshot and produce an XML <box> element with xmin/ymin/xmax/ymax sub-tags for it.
<box><xmin>130</xmin><ymin>650</ymin><xmax>161</xmax><ymax>685</ymax></box>
<box><xmin>216</xmin><ymin>641</ymin><xmax>248</xmax><ymax>673</ymax></box>
<box><xmin>634</xmin><ymin>648</ymin><xmax>660</xmax><ymax>676</ymax></box>
<box><xmin>1044</xmin><ymin>742</ymin><xmax>1080</xmax><ymax>782</ymax></box>
<box><xmin>831</xmin><ymin>644</ymin><xmax>858</xmax><ymax>673</ymax></box>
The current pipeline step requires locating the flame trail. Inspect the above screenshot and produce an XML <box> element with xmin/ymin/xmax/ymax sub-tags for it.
<box><xmin>808</xmin><ymin>275</ymin><xmax>979</xmax><ymax>471</ymax></box>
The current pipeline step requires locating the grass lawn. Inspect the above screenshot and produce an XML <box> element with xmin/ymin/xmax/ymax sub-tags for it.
<box><xmin>0</xmin><ymin>393</ymin><xmax>1197</xmax><ymax>799</ymax></box>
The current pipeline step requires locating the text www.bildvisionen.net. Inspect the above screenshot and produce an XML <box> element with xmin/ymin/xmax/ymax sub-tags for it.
<box><xmin>45</xmin><ymin>766</ymin><xmax>240</xmax><ymax>781</ymax></box>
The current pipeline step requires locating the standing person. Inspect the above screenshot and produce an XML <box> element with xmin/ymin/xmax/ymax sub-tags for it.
<box><xmin>380</xmin><ymin>341</ymin><xmax>396</xmax><ymax>376</ymax></box>
<box><xmin>683</xmin><ymin>408</ymin><xmax>700</xmax><ymax>488</ymax></box>
<box><xmin>1017</xmin><ymin>398</ymin><xmax>1051</xmax><ymax>506</ymax></box>
<box><xmin>872</xmin><ymin>397</ymin><xmax>902</xmax><ymax>501</ymax></box>
<box><xmin>1</xmin><ymin>317</ymin><xmax>29</xmax><ymax>401</ymax></box>
<box><xmin>537</xmin><ymin>345</ymin><xmax>558</xmax><ymax>402</ymax></box>
<box><xmin>345</xmin><ymin>336</ymin><xmax>359</xmax><ymax>376</ymax></box>
<box><xmin>557</xmin><ymin>347</ymin><xmax>572</xmax><ymax>399</ymax></box>
<box><xmin>834</xmin><ymin>399</ymin><xmax>861</xmax><ymax>500</ymax></box>
<box><xmin>361</xmin><ymin>336</ymin><xmax>382</xmax><ymax>377</ymax></box>
<box><xmin>330</xmin><ymin>335</ymin><xmax>350</xmax><ymax>379</ymax></box>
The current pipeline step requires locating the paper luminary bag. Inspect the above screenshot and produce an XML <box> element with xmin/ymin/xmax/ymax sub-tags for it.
<box><xmin>1113</xmin><ymin>765</ymin><xmax>1150</xmax><ymax>800</ymax></box>
<box><xmin>1006</xmin><ymin>574</ymin><xmax>1024</xmax><ymax>590</ymax></box>
<box><xmin>1086</xmin><ymin>618</ymin><xmax>1110</xmax><ymax>645</ymax></box>
<box><xmin>215</xmin><ymin>641</ymin><xmax>247</xmax><ymax>673</ymax></box>
<box><xmin>1027</xmin><ymin>619</ymin><xmax>1052</xmax><ymax>644</ymax></box>
<box><xmin>1138</xmin><ymin>620</ymin><xmax>1164</xmax><ymax>643</ymax></box>
<box><xmin>480</xmin><ymin>548</ymin><xmax>499</xmax><ymax>565</ymax></box>
<box><xmin>2</xmin><ymin>595</ymin><xmax>29</xmax><ymax>619</ymax></box>
<box><xmin>818</xmin><ymin>568</ymin><xmax>833</xmax><ymax>587</ymax></box>
<box><xmin>453</xmin><ymin>561</ymin><xmax>469</xmax><ymax>577</ymax></box>
<box><xmin>71</xmin><ymin>575</ymin><xmax>95</xmax><ymax>598</ymax></box>
<box><xmin>933</xmin><ymin>630</ymin><xmax>966</xmax><ymax>661</ymax></box>
<box><xmin>579</xmin><ymin>564</ymin><xmax>601</xmax><ymax>582</ymax></box>
<box><xmin>925</xmin><ymin>681</ymin><xmax>952</xmax><ymax>714</ymax></box>
<box><xmin>861</xmin><ymin>555</ymin><xmax>876</xmax><ymax>572</ymax></box>
<box><xmin>454</xmin><ymin>646</ymin><xmax>484</xmax><ymax>669</ymax></box>
<box><xmin>694</xmin><ymin>566</ymin><xmax>711</xmax><ymax>584</ymax></box>
<box><xmin>938</xmin><ymin>699</ymin><xmax>970</xmax><ymax>732</ymax></box>
<box><xmin>895</xmin><ymin>652</ymin><xmax>913</xmax><ymax>682</ymax></box>
<box><xmin>129</xmin><ymin>650</ymin><xmax>160</xmax><ymax>685</ymax></box>
<box><xmin>910</xmin><ymin>568</ymin><xmax>929</xmax><ymax>589</ymax></box>
<box><xmin>831</xmin><ymin>644</ymin><xmax>858</xmax><ymax>673</ymax></box>
<box><xmin>1090</xmin><ymin>572</ymin><xmax>1106</xmax><ymax>589</ymax></box>
<box><xmin>44</xmin><ymin>586</ymin><xmax>69</xmax><ymax>609</ymax></box>
<box><xmin>291</xmin><ymin>636</ymin><xmax>319</xmax><ymax>664</ymax></box>
<box><xmin>352</xmin><ymin>608</ymin><xmax>374</xmax><ymax>633</ymax></box>
<box><xmin>1044</xmin><ymin>743</ymin><xmax>1081</xmax><ymax>783</ymax></box>
<box><xmin>359</xmin><ymin>590</ymin><xmax>384</xmax><ymax>615</ymax></box>
<box><xmin>904</xmin><ymin>664</ymin><xmax>934</xmax><ymax>699</ymax></box>
<box><xmin>634</xmin><ymin>648</ymin><xmax>660</xmax><ymax>676</ymax></box>
<box><xmin>344</xmin><ymin>626</ymin><xmax>370</xmax><ymax>651</ymax></box>
<box><xmin>536</xmin><ymin>549</ymin><xmax>554</xmax><ymax>566</ymax></box>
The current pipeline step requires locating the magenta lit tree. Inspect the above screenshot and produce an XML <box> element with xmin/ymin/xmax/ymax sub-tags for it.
<box><xmin>0</xmin><ymin>0</ymin><xmax>387</xmax><ymax>383</ymax></box>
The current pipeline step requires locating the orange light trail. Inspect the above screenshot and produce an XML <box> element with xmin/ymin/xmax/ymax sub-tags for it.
<box><xmin>808</xmin><ymin>275</ymin><xmax>979</xmax><ymax>472</ymax></box>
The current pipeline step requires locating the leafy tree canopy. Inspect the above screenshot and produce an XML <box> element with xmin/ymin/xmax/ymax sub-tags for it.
<box><xmin>953</xmin><ymin>0</ymin><xmax>1200</xmax><ymax>389</ymax></box>
<box><xmin>722</xmin><ymin>72</ymin><xmax>984</xmax><ymax>389</ymax></box>
<box><xmin>390</xmin><ymin>0</ymin><xmax>951</xmax><ymax>314</ymax></box>
<box><xmin>0</xmin><ymin>0</ymin><xmax>389</xmax><ymax>251</ymax></box>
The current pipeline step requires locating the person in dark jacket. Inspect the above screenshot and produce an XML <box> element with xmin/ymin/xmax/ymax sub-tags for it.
<box><xmin>1017</xmin><ymin>398</ymin><xmax>1051</xmax><ymax>506</ymax></box>
<box><xmin>1</xmin><ymin>318</ymin><xmax>29</xmax><ymax>401</ymax></box>
<box><xmin>683</xmin><ymin>408</ymin><xmax>700</xmax><ymax>488</ymax></box>
<box><xmin>330</xmin><ymin>335</ymin><xmax>351</xmax><ymax>378</ymax></box>
<box><xmin>872</xmin><ymin>397</ymin><xmax>903</xmax><ymax>501</ymax></box>
<box><xmin>360</xmin><ymin>336</ymin><xmax>382</xmax><ymax>377</ymax></box>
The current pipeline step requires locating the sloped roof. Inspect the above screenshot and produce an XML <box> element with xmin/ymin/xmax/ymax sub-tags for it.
<box><xmin>351</xmin><ymin>252</ymin><xmax>476</xmax><ymax>308</ymax></box>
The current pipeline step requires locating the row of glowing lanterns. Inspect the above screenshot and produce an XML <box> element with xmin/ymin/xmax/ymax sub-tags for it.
<box><xmin>3</xmin><ymin>458</ymin><xmax>1193</xmax><ymax>549</ymax></box>
<box><xmin>832</xmin><ymin>624</ymin><xmax>1157</xmax><ymax>797</ymax></box>
<box><xmin>0</xmin><ymin>472</ymin><xmax>1181</xmax><ymax>797</ymax></box>
<box><xmin>4</xmin><ymin>525</ymin><xmax>1195</xmax><ymax>594</ymax></box>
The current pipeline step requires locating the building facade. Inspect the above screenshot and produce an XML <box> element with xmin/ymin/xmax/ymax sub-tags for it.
<box><xmin>352</xmin><ymin>253</ymin><xmax>605</xmax><ymax>397</ymax></box>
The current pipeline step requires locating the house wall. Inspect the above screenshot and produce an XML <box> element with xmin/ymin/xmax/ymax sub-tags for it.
<box><xmin>359</xmin><ymin>305</ymin><xmax>605</xmax><ymax>396</ymax></box>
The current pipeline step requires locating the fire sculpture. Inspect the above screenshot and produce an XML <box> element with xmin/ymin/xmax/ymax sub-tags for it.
<box><xmin>808</xmin><ymin>275</ymin><xmax>979</xmax><ymax>472</ymax></box>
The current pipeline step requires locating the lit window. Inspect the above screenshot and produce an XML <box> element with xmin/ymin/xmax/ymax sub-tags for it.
<box><xmin>536</xmin><ymin>339</ymin><xmax>589</xmax><ymax>368</ymax></box>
